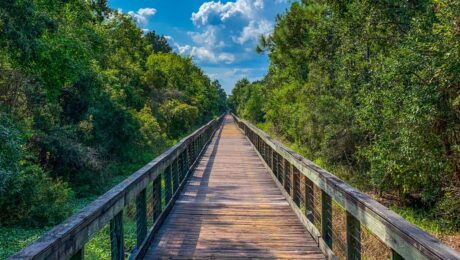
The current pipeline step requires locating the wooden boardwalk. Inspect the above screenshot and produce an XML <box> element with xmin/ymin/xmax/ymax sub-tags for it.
<box><xmin>145</xmin><ymin>116</ymin><xmax>325</xmax><ymax>259</ymax></box>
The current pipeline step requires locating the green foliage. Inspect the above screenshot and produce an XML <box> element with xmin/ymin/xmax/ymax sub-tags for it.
<box><xmin>145</xmin><ymin>31</ymin><xmax>172</xmax><ymax>53</ymax></box>
<box><xmin>0</xmin><ymin>114</ymin><xmax>72</xmax><ymax>227</ymax></box>
<box><xmin>159</xmin><ymin>100</ymin><xmax>199</xmax><ymax>139</ymax></box>
<box><xmin>233</xmin><ymin>0</ymin><xmax>460</xmax><ymax>229</ymax></box>
<box><xmin>229</xmin><ymin>79</ymin><xmax>265</xmax><ymax>122</ymax></box>
<box><xmin>0</xmin><ymin>0</ymin><xmax>226</xmax><ymax>232</ymax></box>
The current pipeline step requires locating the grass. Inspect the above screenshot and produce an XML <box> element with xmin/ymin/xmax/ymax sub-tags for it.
<box><xmin>0</xmin><ymin>170</ymin><xmax>144</xmax><ymax>259</ymax></box>
<box><xmin>391</xmin><ymin>206</ymin><xmax>456</xmax><ymax>236</ymax></box>
<box><xmin>1</xmin><ymin>136</ymin><xmax>182</xmax><ymax>259</ymax></box>
<box><xmin>0</xmin><ymin>226</ymin><xmax>45</xmax><ymax>259</ymax></box>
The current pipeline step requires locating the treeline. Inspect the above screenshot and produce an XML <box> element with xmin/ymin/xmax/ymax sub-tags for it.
<box><xmin>230</xmin><ymin>0</ymin><xmax>459</xmax><ymax>229</ymax></box>
<box><xmin>0</xmin><ymin>0</ymin><xmax>226</xmax><ymax>227</ymax></box>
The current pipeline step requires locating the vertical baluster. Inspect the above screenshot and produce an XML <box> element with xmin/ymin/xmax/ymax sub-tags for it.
<box><xmin>193</xmin><ymin>139</ymin><xmax>197</xmax><ymax>160</ymax></box>
<box><xmin>270</xmin><ymin>147</ymin><xmax>274</xmax><ymax>171</ymax></box>
<box><xmin>136</xmin><ymin>189</ymin><xmax>147</xmax><ymax>248</ymax></box>
<box><xmin>70</xmin><ymin>248</ymin><xmax>84</xmax><ymax>260</ymax></box>
<box><xmin>284</xmin><ymin>160</ymin><xmax>290</xmax><ymax>194</ymax></box>
<box><xmin>184</xmin><ymin>149</ymin><xmax>190</xmax><ymax>176</ymax></box>
<box><xmin>110</xmin><ymin>211</ymin><xmax>124</xmax><ymax>260</ymax></box>
<box><xmin>152</xmin><ymin>177</ymin><xmax>162</xmax><ymax>220</ymax></box>
<box><xmin>392</xmin><ymin>250</ymin><xmax>404</xmax><ymax>260</ymax></box>
<box><xmin>261</xmin><ymin>141</ymin><xmax>266</xmax><ymax>161</ymax></box>
<box><xmin>191</xmin><ymin>140</ymin><xmax>196</xmax><ymax>162</ymax></box>
<box><xmin>186</xmin><ymin>145</ymin><xmax>191</xmax><ymax>170</ymax></box>
<box><xmin>172</xmin><ymin>158</ymin><xmax>179</xmax><ymax>193</ymax></box>
<box><xmin>290</xmin><ymin>164</ymin><xmax>300</xmax><ymax>206</ymax></box>
<box><xmin>277</xmin><ymin>154</ymin><xmax>282</xmax><ymax>182</ymax></box>
<box><xmin>164</xmin><ymin>165</ymin><xmax>172</xmax><ymax>203</ymax></box>
<box><xmin>281</xmin><ymin>158</ymin><xmax>287</xmax><ymax>189</ymax></box>
<box><xmin>321</xmin><ymin>190</ymin><xmax>333</xmax><ymax>248</ymax></box>
<box><xmin>305</xmin><ymin>177</ymin><xmax>315</xmax><ymax>222</ymax></box>
<box><xmin>264</xmin><ymin>143</ymin><xmax>268</xmax><ymax>163</ymax></box>
<box><xmin>178</xmin><ymin>152</ymin><xmax>184</xmax><ymax>182</ymax></box>
<box><xmin>346</xmin><ymin>212</ymin><xmax>361</xmax><ymax>260</ymax></box>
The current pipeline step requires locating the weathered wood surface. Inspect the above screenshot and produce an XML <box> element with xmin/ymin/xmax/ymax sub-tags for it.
<box><xmin>10</xmin><ymin>116</ymin><xmax>223</xmax><ymax>260</ymax></box>
<box><xmin>234</xmin><ymin>114</ymin><xmax>460</xmax><ymax>260</ymax></box>
<box><xmin>144</xmin><ymin>115</ymin><xmax>325</xmax><ymax>259</ymax></box>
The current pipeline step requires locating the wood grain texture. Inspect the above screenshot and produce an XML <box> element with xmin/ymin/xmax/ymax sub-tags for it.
<box><xmin>234</xmin><ymin>114</ymin><xmax>460</xmax><ymax>260</ymax></box>
<box><xmin>144</xmin><ymin>115</ymin><xmax>325</xmax><ymax>259</ymax></box>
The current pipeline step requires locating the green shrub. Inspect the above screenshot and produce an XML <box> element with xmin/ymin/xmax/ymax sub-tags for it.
<box><xmin>0</xmin><ymin>114</ymin><xmax>72</xmax><ymax>227</ymax></box>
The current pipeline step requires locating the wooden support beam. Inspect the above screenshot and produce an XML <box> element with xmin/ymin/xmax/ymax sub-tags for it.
<box><xmin>164</xmin><ymin>166</ymin><xmax>172</xmax><ymax>204</ymax></box>
<box><xmin>392</xmin><ymin>250</ymin><xmax>405</xmax><ymax>260</ymax></box>
<box><xmin>305</xmin><ymin>177</ymin><xmax>315</xmax><ymax>223</ymax></box>
<box><xmin>110</xmin><ymin>212</ymin><xmax>124</xmax><ymax>260</ymax></box>
<box><xmin>321</xmin><ymin>190</ymin><xmax>332</xmax><ymax>248</ymax></box>
<box><xmin>232</xmin><ymin>115</ymin><xmax>460</xmax><ymax>260</ymax></box>
<box><xmin>172</xmin><ymin>158</ymin><xmax>179</xmax><ymax>193</ymax></box>
<box><xmin>70</xmin><ymin>248</ymin><xmax>84</xmax><ymax>260</ymax></box>
<box><xmin>152</xmin><ymin>177</ymin><xmax>162</xmax><ymax>220</ymax></box>
<box><xmin>136</xmin><ymin>189</ymin><xmax>147</xmax><ymax>248</ymax></box>
<box><xmin>346</xmin><ymin>211</ymin><xmax>361</xmax><ymax>260</ymax></box>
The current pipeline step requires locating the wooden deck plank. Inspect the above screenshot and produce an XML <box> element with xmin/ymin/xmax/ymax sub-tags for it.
<box><xmin>144</xmin><ymin>115</ymin><xmax>325</xmax><ymax>259</ymax></box>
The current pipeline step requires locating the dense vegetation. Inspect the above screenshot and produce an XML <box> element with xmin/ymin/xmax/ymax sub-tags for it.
<box><xmin>0</xmin><ymin>0</ymin><xmax>226</xmax><ymax>230</ymax></box>
<box><xmin>230</xmin><ymin>0</ymin><xmax>459</xmax><ymax>231</ymax></box>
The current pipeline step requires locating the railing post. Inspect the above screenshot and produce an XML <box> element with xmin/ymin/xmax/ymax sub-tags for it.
<box><xmin>305</xmin><ymin>178</ymin><xmax>315</xmax><ymax>222</ymax></box>
<box><xmin>270</xmin><ymin>147</ymin><xmax>274</xmax><ymax>171</ymax></box>
<box><xmin>346</xmin><ymin>212</ymin><xmax>361</xmax><ymax>260</ymax></box>
<box><xmin>292</xmin><ymin>166</ymin><xmax>300</xmax><ymax>205</ymax></box>
<box><xmin>190</xmin><ymin>141</ymin><xmax>194</xmax><ymax>163</ymax></box>
<box><xmin>392</xmin><ymin>250</ymin><xmax>404</xmax><ymax>260</ymax></box>
<box><xmin>193</xmin><ymin>140</ymin><xmax>197</xmax><ymax>160</ymax></box>
<box><xmin>164</xmin><ymin>166</ymin><xmax>172</xmax><ymax>203</ymax></box>
<box><xmin>261</xmin><ymin>141</ymin><xmax>265</xmax><ymax>161</ymax></box>
<box><xmin>281</xmin><ymin>158</ymin><xmax>286</xmax><ymax>188</ymax></box>
<box><xmin>178</xmin><ymin>152</ymin><xmax>184</xmax><ymax>182</ymax></box>
<box><xmin>278</xmin><ymin>155</ymin><xmax>283</xmax><ymax>183</ymax></box>
<box><xmin>273</xmin><ymin>152</ymin><xmax>278</xmax><ymax>179</ymax></box>
<box><xmin>110</xmin><ymin>211</ymin><xmax>124</xmax><ymax>260</ymax></box>
<box><xmin>321</xmin><ymin>190</ymin><xmax>333</xmax><ymax>248</ymax></box>
<box><xmin>172</xmin><ymin>158</ymin><xmax>179</xmax><ymax>193</ymax></box>
<box><xmin>136</xmin><ymin>189</ymin><xmax>147</xmax><ymax>248</ymax></box>
<box><xmin>186</xmin><ymin>145</ymin><xmax>191</xmax><ymax>170</ymax></box>
<box><xmin>70</xmin><ymin>248</ymin><xmax>84</xmax><ymax>260</ymax></box>
<box><xmin>152</xmin><ymin>177</ymin><xmax>162</xmax><ymax>219</ymax></box>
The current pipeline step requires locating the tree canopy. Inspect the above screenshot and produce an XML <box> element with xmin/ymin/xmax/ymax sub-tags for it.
<box><xmin>0</xmin><ymin>0</ymin><xmax>226</xmax><ymax>227</ymax></box>
<box><xmin>230</xmin><ymin>0</ymin><xmax>460</xmax><ymax>229</ymax></box>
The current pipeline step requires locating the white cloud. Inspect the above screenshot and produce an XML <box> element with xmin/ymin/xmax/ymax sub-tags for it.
<box><xmin>202</xmin><ymin>66</ymin><xmax>267</xmax><ymax>93</ymax></box>
<box><xmin>188</xmin><ymin>26</ymin><xmax>225</xmax><ymax>48</ymax></box>
<box><xmin>191</xmin><ymin>0</ymin><xmax>263</xmax><ymax>27</ymax></box>
<box><xmin>254</xmin><ymin>0</ymin><xmax>264</xmax><ymax>9</ymax></box>
<box><xmin>180</xmin><ymin>45</ymin><xmax>235</xmax><ymax>64</ymax></box>
<box><xmin>128</xmin><ymin>8</ymin><xmax>157</xmax><ymax>26</ymax></box>
<box><xmin>233</xmin><ymin>20</ymin><xmax>273</xmax><ymax>44</ymax></box>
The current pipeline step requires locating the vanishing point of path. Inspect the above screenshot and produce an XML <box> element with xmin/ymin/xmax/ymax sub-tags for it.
<box><xmin>145</xmin><ymin>115</ymin><xmax>325</xmax><ymax>259</ymax></box>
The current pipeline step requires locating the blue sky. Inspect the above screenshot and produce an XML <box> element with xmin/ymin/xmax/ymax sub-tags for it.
<box><xmin>108</xmin><ymin>0</ymin><xmax>291</xmax><ymax>93</ymax></box>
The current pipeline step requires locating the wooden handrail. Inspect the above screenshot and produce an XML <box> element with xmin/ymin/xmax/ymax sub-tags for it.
<box><xmin>233</xmin><ymin>113</ymin><xmax>460</xmax><ymax>260</ymax></box>
<box><xmin>10</xmin><ymin>114</ymin><xmax>225</xmax><ymax>260</ymax></box>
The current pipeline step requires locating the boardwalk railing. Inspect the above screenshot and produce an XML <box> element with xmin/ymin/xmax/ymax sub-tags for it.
<box><xmin>233</xmin><ymin>114</ymin><xmax>460</xmax><ymax>260</ymax></box>
<box><xmin>11</xmin><ymin>115</ymin><xmax>224</xmax><ymax>260</ymax></box>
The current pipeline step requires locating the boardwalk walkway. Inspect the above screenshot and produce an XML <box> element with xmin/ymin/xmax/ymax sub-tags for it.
<box><xmin>145</xmin><ymin>115</ymin><xmax>325</xmax><ymax>259</ymax></box>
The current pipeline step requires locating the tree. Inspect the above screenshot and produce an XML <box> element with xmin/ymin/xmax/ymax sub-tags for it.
<box><xmin>145</xmin><ymin>31</ymin><xmax>172</xmax><ymax>53</ymax></box>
